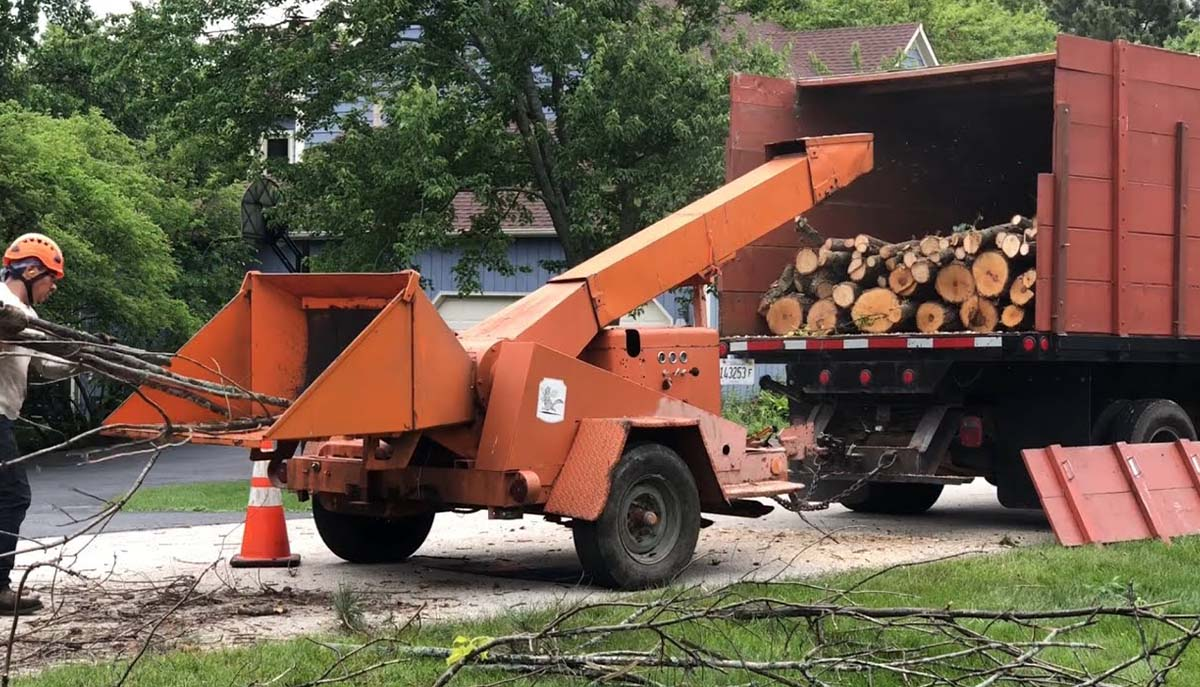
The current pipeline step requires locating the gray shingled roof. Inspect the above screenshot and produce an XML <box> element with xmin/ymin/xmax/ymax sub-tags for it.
<box><xmin>728</xmin><ymin>19</ymin><xmax>924</xmax><ymax>78</ymax></box>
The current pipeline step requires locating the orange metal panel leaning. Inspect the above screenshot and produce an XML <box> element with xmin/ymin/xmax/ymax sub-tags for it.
<box><xmin>1022</xmin><ymin>441</ymin><xmax>1200</xmax><ymax>546</ymax></box>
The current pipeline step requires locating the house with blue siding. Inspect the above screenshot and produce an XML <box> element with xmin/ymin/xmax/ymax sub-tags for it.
<box><xmin>250</xmin><ymin>21</ymin><xmax>935</xmax><ymax>342</ymax></box>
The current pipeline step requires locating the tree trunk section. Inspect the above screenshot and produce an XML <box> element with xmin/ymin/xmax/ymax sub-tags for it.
<box><xmin>765</xmin><ymin>294</ymin><xmax>809</xmax><ymax>335</ymax></box>
<box><xmin>971</xmin><ymin>250</ymin><xmax>1010</xmax><ymax>298</ymax></box>
<box><xmin>963</xmin><ymin>224</ymin><xmax>1005</xmax><ymax>255</ymax></box>
<box><xmin>851</xmin><ymin>288</ymin><xmax>914</xmax><ymax>333</ymax></box>
<box><xmin>916</xmin><ymin>302</ymin><xmax>960</xmax><ymax>333</ymax></box>
<box><xmin>935</xmin><ymin>262</ymin><xmax>976</xmax><ymax>304</ymax></box>
<box><xmin>810</xmin><ymin>271</ymin><xmax>837</xmax><ymax>300</ymax></box>
<box><xmin>1001</xmin><ymin>304</ymin><xmax>1029</xmax><ymax>329</ymax></box>
<box><xmin>960</xmin><ymin>296</ymin><xmax>999</xmax><ymax>332</ymax></box>
<box><xmin>1010</xmin><ymin>269</ymin><xmax>1036</xmax><ymax>306</ymax></box>
<box><xmin>806</xmin><ymin>298</ymin><xmax>843</xmax><ymax>335</ymax></box>
<box><xmin>888</xmin><ymin>265</ymin><xmax>917</xmax><ymax>297</ymax></box>
<box><xmin>919</xmin><ymin>235</ymin><xmax>943</xmax><ymax>257</ymax></box>
<box><xmin>997</xmin><ymin>231</ymin><xmax>1023</xmax><ymax>259</ymax></box>
<box><xmin>820</xmin><ymin>249</ymin><xmax>853</xmax><ymax>272</ymax></box>
<box><xmin>832</xmin><ymin>282</ymin><xmax>861</xmax><ymax>309</ymax></box>
<box><xmin>910</xmin><ymin>259</ymin><xmax>935</xmax><ymax>285</ymax></box>
<box><xmin>795</xmin><ymin>248</ymin><xmax>821</xmax><ymax>275</ymax></box>
<box><xmin>757</xmin><ymin>264</ymin><xmax>797</xmax><ymax>315</ymax></box>
<box><xmin>854</xmin><ymin>234</ymin><xmax>886</xmax><ymax>254</ymax></box>
<box><xmin>879</xmin><ymin>240</ymin><xmax>918</xmax><ymax>260</ymax></box>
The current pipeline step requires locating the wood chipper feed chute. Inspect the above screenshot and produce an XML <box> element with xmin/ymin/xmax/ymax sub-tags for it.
<box><xmin>100</xmin><ymin>271</ymin><xmax>473</xmax><ymax>444</ymax></box>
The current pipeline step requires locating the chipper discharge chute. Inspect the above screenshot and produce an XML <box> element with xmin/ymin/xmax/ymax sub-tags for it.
<box><xmin>103</xmin><ymin>133</ymin><xmax>874</xmax><ymax>588</ymax></box>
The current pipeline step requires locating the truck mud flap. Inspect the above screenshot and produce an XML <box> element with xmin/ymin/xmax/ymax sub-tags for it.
<box><xmin>1021</xmin><ymin>441</ymin><xmax>1200</xmax><ymax>546</ymax></box>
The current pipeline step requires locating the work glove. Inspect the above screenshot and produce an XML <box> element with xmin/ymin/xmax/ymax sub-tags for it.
<box><xmin>0</xmin><ymin>304</ymin><xmax>30</xmax><ymax>338</ymax></box>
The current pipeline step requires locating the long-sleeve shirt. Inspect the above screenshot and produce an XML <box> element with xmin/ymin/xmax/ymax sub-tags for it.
<box><xmin>0</xmin><ymin>286</ymin><xmax>77</xmax><ymax>420</ymax></box>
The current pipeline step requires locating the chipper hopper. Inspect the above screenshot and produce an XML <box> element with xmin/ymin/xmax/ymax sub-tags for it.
<box><xmin>103</xmin><ymin>134</ymin><xmax>874</xmax><ymax>588</ymax></box>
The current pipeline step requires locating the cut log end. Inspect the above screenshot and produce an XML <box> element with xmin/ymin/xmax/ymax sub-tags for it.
<box><xmin>935</xmin><ymin>262</ymin><xmax>976</xmax><ymax>304</ymax></box>
<box><xmin>765</xmin><ymin>294</ymin><xmax>808</xmax><ymax>335</ymax></box>
<box><xmin>1010</xmin><ymin>268</ymin><xmax>1036</xmax><ymax>306</ymax></box>
<box><xmin>806</xmin><ymin>298</ymin><xmax>842</xmax><ymax>335</ymax></box>
<box><xmin>917</xmin><ymin>302</ymin><xmax>959</xmax><ymax>333</ymax></box>
<box><xmin>888</xmin><ymin>266</ymin><xmax>917</xmax><ymax>297</ymax></box>
<box><xmin>1001</xmin><ymin>304</ymin><xmax>1028</xmax><ymax>329</ymax></box>
<box><xmin>851</xmin><ymin>288</ymin><xmax>912</xmax><ymax>334</ymax></box>
<box><xmin>832</xmin><ymin>282</ymin><xmax>861</xmax><ymax>309</ymax></box>
<box><xmin>795</xmin><ymin>248</ymin><xmax>821</xmax><ymax>275</ymax></box>
<box><xmin>960</xmin><ymin>296</ymin><xmax>999</xmax><ymax>333</ymax></box>
<box><xmin>971</xmin><ymin>251</ymin><xmax>1010</xmax><ymax>298</ymax></box>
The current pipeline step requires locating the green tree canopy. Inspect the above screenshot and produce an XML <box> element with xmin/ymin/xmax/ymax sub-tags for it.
<box><xmin>85</xmin><ymin>0</ymin><xmax>783</xmax><ymax>287</ymax></box>
<box><xmin>753</xmin><ymin>0</ymin><xmax>1058</xmax><ymax>63</ymax></box>
<box><xmin>0</xmin><ymin>106</ymin><xmax>246</xmax><ymax>345</ymax></box>
<box><xmin>1046</xmin><ymin>0</ymin><xmax>1196</xmax><ymax>45</ymax></box>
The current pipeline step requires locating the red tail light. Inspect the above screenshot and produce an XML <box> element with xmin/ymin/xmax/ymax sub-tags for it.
<box><xmin>959</xmin><ymin>416</ymin><xmax>984</xmax><ymax>448</ymax></box>
<box><xmin>858</xmin><ymin>369</ymin><xmax>872</xmax><ymax>386</ymax></box>
<box><xmin>818</xmin><ymin>369</ymin><xmax>832</xmax><ymax>385</ymax></box>
<box><xmin>901</xmin><ymin>368</ymin><xmax>916</xmax><ymax>385</ymax></box>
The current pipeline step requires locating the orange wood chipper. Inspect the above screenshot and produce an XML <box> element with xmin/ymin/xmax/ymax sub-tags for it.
<box><xmin>102</xmin><ymin>134</ymin><xmax>873</xmax><ymax>588</ymax></box>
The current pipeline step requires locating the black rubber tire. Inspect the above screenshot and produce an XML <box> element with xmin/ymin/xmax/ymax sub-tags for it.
<box><xmin>1107</xmin><ymin>399</ymin><xmax>1197</xmax><ymax>444</ymax></box>
<box><xmin>841</xmin><ymin>482</ymin><xmax>944</xmax><ymax>515</ymax></box>
<box><xmin>1093</xmin><ymin>399</ymin><xmax>1134</xmax><ymax>443</ymax></box>
<box><xmin>312</xmin><ymin>498</ymin><xmax>435</xmax><ymax>564</ymax></box>
<box><xmin>573</xmin><ymin>443</ymin><xmax>701</xmax><ymax>590</ymax></box>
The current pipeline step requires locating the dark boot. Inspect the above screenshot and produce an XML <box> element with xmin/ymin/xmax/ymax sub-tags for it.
<box><xmin>0</xmin><ymin>586</ymin><xmax>41</xmax><ymax>615</ymax></box>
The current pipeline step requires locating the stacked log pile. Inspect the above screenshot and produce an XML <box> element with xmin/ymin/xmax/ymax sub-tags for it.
<box><xmin>758</xmin><ymin>216</ymin><xmax>1037</xmax><ymax>335</ymax></box>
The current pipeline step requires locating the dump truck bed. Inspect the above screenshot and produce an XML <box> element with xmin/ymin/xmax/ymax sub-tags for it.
<box><xmin>720</xmin><ymin>34</ymin><xmax>1200</xmax><ymax>341</ymax></box>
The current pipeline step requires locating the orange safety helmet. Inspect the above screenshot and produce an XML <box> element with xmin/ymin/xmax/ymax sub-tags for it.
<box><xmin>4</xmin><ymin>233</ymin><xmax>64</xmax><ymax>278</ymax></box>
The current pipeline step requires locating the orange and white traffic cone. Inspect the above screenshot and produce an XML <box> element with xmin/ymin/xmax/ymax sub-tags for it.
<box><xmin>230</xmin><ymin>461</ymin><xmax>301</xmax><ymax>568</ymax></box>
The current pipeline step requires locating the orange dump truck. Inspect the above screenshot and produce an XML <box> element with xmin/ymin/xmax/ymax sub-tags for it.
<box><xmin>719</xmin><ymin>35</ymin><xmax>1200</xmax><ymax>535</ymax></box>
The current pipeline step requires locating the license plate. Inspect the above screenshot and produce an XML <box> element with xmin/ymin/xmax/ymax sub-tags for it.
<box><xmin>720</xmin><ymin>358</ymin><xmax>756</xmax><ymax>385</ymax></box>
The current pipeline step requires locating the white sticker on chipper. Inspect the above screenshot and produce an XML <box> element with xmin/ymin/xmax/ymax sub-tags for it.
<box><xmin>536</xmin><ymin>378</ymin><xmax>567</xmax><ymax>423</ymax></box>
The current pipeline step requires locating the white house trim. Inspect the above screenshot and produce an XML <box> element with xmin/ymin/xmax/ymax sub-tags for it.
<box><xmin>903</xmin><ymin>24</ymin><xmax>939</xmax><ymax>67</ymax></box>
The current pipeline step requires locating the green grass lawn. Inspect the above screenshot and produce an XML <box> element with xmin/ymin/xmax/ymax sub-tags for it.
<box><xmin>122</xmin><ymin>481</ymin><xmax>310</xmax><ymax>513</ymax></box>
<box><xmin>23</xmin><ymin>537</ymin><xmax>1200</xmax><ymax>686</ymax></box>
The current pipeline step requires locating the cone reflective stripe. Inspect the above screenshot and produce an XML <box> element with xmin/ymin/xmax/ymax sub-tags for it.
<box><xmin>231</xmin><ymin>461</ymin><xmax>300</xmax><ymax>568</ymax></box>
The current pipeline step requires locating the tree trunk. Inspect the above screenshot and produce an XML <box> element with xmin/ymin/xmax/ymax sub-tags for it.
<box><xmin>810</xmin><ymin>271</ymin><xmax>837</xmax><ymax>300</ymax></box>
<box><xmin>757</xmin><ymin>264</ymin><xmax>797</xmax><ymax>315</ymax></box>
<box><xmin>1010</xmin><ymin>269</ymin><xmax>1036</xmax><ymax>306</ymax></box>
<box><xmin>879</xmin><ymin>240</ymin><xmax>918</xmax><ymax>260</ymax></box>
<box><xmin>919</xmin><ymin>235</ymin><xmax>943</xmax><ymax>257</ymax></box>
<box><xmin>910</xmin><ymin>259</ymin><xmax>935</xmax><ymax>285</ymax></box>
<box><xmin>963</xmin><ymin>224</ymin><xmax>1005</xmax><ymax>255</ymax></box>
<box><xmin>854</xmin><ymin>234</ymin><xmax>886</xmax><ymax>253</ymax></box>
<box><xmin>851</xmin><ymin>288</ymin><xmax>914</xmax><ymax>333</ymax></box>
<box><xmin>1001</xmin><ymin>304</ymin><xmax>1029</xmax><ymax>329</ymax></box>
<box><xmin>795</xmin><ymin>248</ymin><xmax>821</xmax><ymax>275</ymax></box>
<box><xmin>916</xmin><ymin>302</ymin><xmax>960</xmax><ymax>333</ymax></box>
<box><xmin>888</xmin><ymin>265</ymin><xmax>917</xmax><ymax>297</ymax></box>
<box><xmin>806</xmin><ymin>298</ymin><xmax>843</xmax><ymax>335</ymax></box>
<box><xmin>971</xmin><ymin>250</ymin><xmax>1010</xmax><ymax>298</ymax></box>
<box><xmin>849</xmin><ymin>254</ymin><xmax>883</xmax><ymax>283</ymax></box>
<box><xmin>832</xmin><ymin>282</ymin><xmax>861</xmax><ymax>309</ymax></box>
<box><xmin>935</xmin><ymin>262</ymin><xmax>976</xmax><ymax>304</ymax></box>
<box><xmin>960</xmin><ymin>295</ymin><xmax>999</xmax><ymax>332</ymax></box>
<box><xmin>819</xmin><ymin>249</ymin><xmax>853</xmax><ymax>271</ymax></box>
<box><xmin>997</xmin><ymin>231</ymin><xmax>1023</xmax><ymax>259</ymax></box>
<box><xmin>822</xmin><ymin>238</ymin><xmax>856</xmax><ymax>253</ymax></box>
<box><xmin>765</xmin><ymin>294</ymin><xmax>809</xmax><ymax>335</ymax></box>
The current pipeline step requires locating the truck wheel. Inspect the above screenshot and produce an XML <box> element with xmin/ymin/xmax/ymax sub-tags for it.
<box><xmin>573</xmin><ymin>443</ymin><xmax>701</xmax><ymax>590</ymax></box>
<box><xmin>1107</xmin><ymin>399</ymin><xmax>1197</xmax><ymax>444</ymax></box>
<box><xmin>313</xmin><ymin>498</ymin><xmax>435</xmax><ymax>564</ymax></box>
<box><xmin>841</xmin><ymin>482</ymin><xmax>944</xmax><ymax>515</ymax></box>
<box><xmin>1093</xmin><ymin>399</ymin><xmax>1134</xmax><ymax>443</ymax></box>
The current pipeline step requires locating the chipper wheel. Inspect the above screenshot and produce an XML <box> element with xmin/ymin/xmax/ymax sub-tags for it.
<box><xmin>313</xmin><ymin>498</ymin><xmax>435</xmax><ymax>564</ymax></box>
<box><xmin>573</xmin><ymin>443</ymin><xmax>701</xmax><ymax>590</ymax></box>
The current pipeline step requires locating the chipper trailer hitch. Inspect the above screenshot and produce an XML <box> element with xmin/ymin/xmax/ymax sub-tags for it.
<box><xmin>101</xmin><ymin>134</ymin><xmax>874</xmax><ymax>589</ymax></box>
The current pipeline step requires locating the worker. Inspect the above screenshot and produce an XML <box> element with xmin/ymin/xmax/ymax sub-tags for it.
<box><xmin>0</xmin><ymin>233</ymin><xmax>75</xmax><ymax>616</ymax></box>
